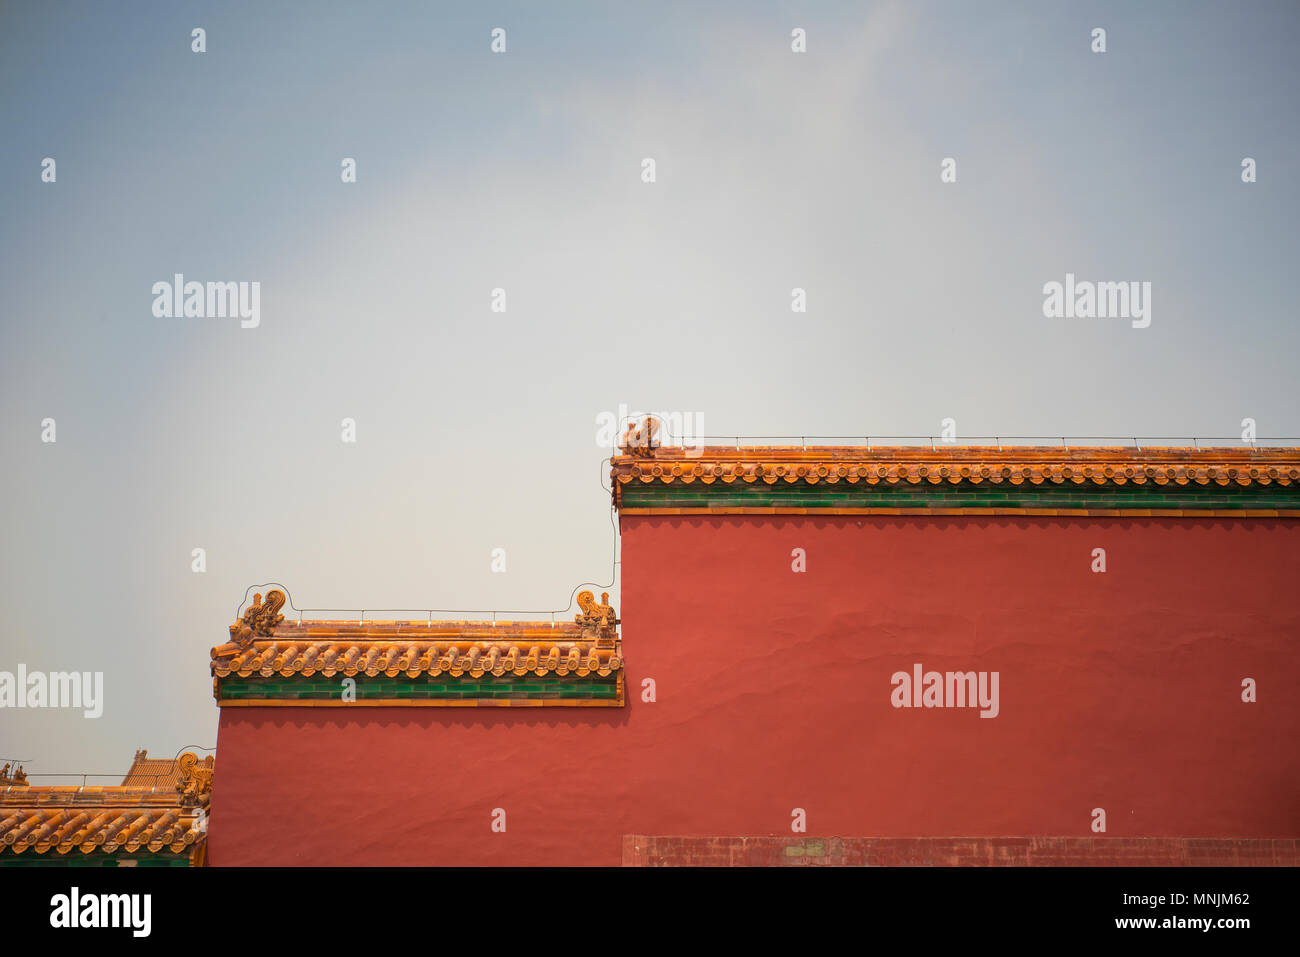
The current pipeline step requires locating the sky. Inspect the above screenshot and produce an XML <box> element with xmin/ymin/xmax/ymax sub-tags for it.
<box><xmin>2</xmin><ymin>0</ymin><xmax>1298</xmax><ymax>778</ymax></box>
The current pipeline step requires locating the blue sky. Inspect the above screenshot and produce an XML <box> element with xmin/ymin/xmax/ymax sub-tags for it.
<box><xmin>2</xmin><ymin>0</ymin><xmax>1297</xmax><ymax>776</ymax></box>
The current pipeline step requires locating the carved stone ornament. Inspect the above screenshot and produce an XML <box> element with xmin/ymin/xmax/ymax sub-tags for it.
<box><xmin>575</xmin><ymin>590</ymin><xmax>618</xmax><ymax>647</ymax></box>
<box><xmin>621</xmin><ymin>416</ymin><xmax>660</xmax><ymax>455</ymax></box>
<box><xmin>229</xmin><ymin>589</ymin><xmax>286</xmax><ymax>649</ymax></box>
<box><xmin>175</xmin><ymin>752</ymin><xmax>215</xmax><ymax>808</ymax></box>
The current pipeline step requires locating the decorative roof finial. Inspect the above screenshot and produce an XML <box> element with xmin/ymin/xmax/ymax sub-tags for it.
<box><xmin>229</xmin><ymin>589</ymin><xmax>286</xmax><ymax>649</ymax></box>
<box><xmin>175</xmin><ymin>752</ymin><xmax>215</xmax><ymax>808</ymax></box>
<box><xmin>621</xmin><ymin>416</ymin><xmax>660</xmax><ymax>456</ymax></box>
<box><xmin>575</xmin><ymin>590</ymin><xmax>618</xmax><ymax>648</ymax></box>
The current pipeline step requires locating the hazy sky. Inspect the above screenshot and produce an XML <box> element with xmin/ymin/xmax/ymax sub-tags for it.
<box><xmin>2</xmin><ymin>1</ymin><xmax>1298</xmax><ymax>777</ymax></box>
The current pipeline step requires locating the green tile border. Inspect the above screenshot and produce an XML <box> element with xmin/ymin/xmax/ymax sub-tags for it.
<box><xmin>620</xmin><ymin>480</ymin><xmax>1300</xmax><ymax>510</ymax></box>
<box><xmin>0</xmin><ymin>853</ymin><xmax>191</xmax><ymax>867</ymax></box>
<box><xmin>219</xmin><ymin>673</ymin><xmax>619</xmax><ymax>702</ymax></box>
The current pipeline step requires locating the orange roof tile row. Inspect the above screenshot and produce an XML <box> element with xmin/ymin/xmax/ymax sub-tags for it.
<box><xmin>212</xmin><ymin>633</ymin><xmax>622</xmax><ymax>680</ymax></box>
<box><xmin>1</xmin><ymin>775</ymin><xmax>209</xmax><ymax>859</ymax></box>
<box><xmin>0</xmin><ymin>802</ymin><xmax>202</xmax><ymax>856</ymax></box>
<box><xmin>2</xmin><ymin>786</ymin><xmax>188</xmax><ymax>808</ymax></box>
<box><xmin>238</xmin><ymin>619</ymin><xmax>591</xmax><ymax>639</ymax></box>
<box><xmin>611</xmin><ymin>445</ymin><xmax>1300</xmax><ymax>487</ymax></box>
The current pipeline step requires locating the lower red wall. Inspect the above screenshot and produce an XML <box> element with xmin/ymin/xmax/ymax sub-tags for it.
<box><xmin>209</xmin><ymin>516</ymin><xmax>1300</xmax><ymax>866</ymax></box>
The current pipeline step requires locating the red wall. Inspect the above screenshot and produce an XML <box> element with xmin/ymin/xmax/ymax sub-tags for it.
<box><xmin>209</xmin><ymin>516</ymin><xmax>1300</xmax><ymax>865</ymax></box>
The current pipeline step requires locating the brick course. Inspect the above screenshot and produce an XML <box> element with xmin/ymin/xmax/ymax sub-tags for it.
<box><xmin>622</xmin><ymin>836</ymin><xmax>1300</xmax><ymax>866</ymax></box>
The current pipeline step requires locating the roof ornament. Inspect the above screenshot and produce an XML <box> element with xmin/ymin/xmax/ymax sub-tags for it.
<box><xmin>229</xmin><ymin>589</ymin><xmax>286</xmax><ymax>649</ymax></box>
<box><xmin>575</xmin><ymin>590</ymin><xmax>618</xmax><ymax>648</ymax></box>
<box><xmin>175</xmin><ymin>752</ymin><xmax>214</xmax><ymax>808</ymax></box>
<box><xmin>621</xmin><ymin>416</ymin><xmax>661</xmax><ymax>456</ymax></box>
<box><xmin>0</xmin><ymin>764</ymin><xmax>29</xmax><ymax>786</ymax></box>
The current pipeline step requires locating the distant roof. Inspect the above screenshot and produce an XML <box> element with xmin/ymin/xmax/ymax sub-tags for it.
<box><xmin>120</xmin><ymin>749</ymin><xmax>187</xmax><ymax>789</ymax></box>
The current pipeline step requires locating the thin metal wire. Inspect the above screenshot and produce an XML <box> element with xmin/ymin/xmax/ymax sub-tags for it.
<box><xmin>616</xmin><ymin>414</ymin><xmax>1297</xmax><ymax>448</ymax></box>
<box><xmin>10</xmin><ymin>745</ymin><xmax>217</xmax><ymax>789</ymax></box>
<box><xmin>235</xmin><ymin>426</ymin><xmax>1296</xmax><ymax>621</ymax></box>
<box><xmin>609</xmin><ymin>412</ymin><xmax>1299</xmax><ymax>449</ymax></box>
<box><xmin>682</xmin><ymin>434</ymin><xmax>1300</xmax><ymax>444</ymax></box>
<box><xmin>639</xmin><ymin>430</ymin><xmax>1299</xmax><ymax>452</ymax></box>
<box><xmin>236</xmin><ymin>457</ymin><xmax>621</xmax><ymax>622</ymax></box>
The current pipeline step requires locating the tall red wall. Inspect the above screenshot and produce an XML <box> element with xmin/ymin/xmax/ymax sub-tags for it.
<box><xmin>208</xmin><ymin>516</ymin><xmax>1300</xmax><ymax>865</ymax></box>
